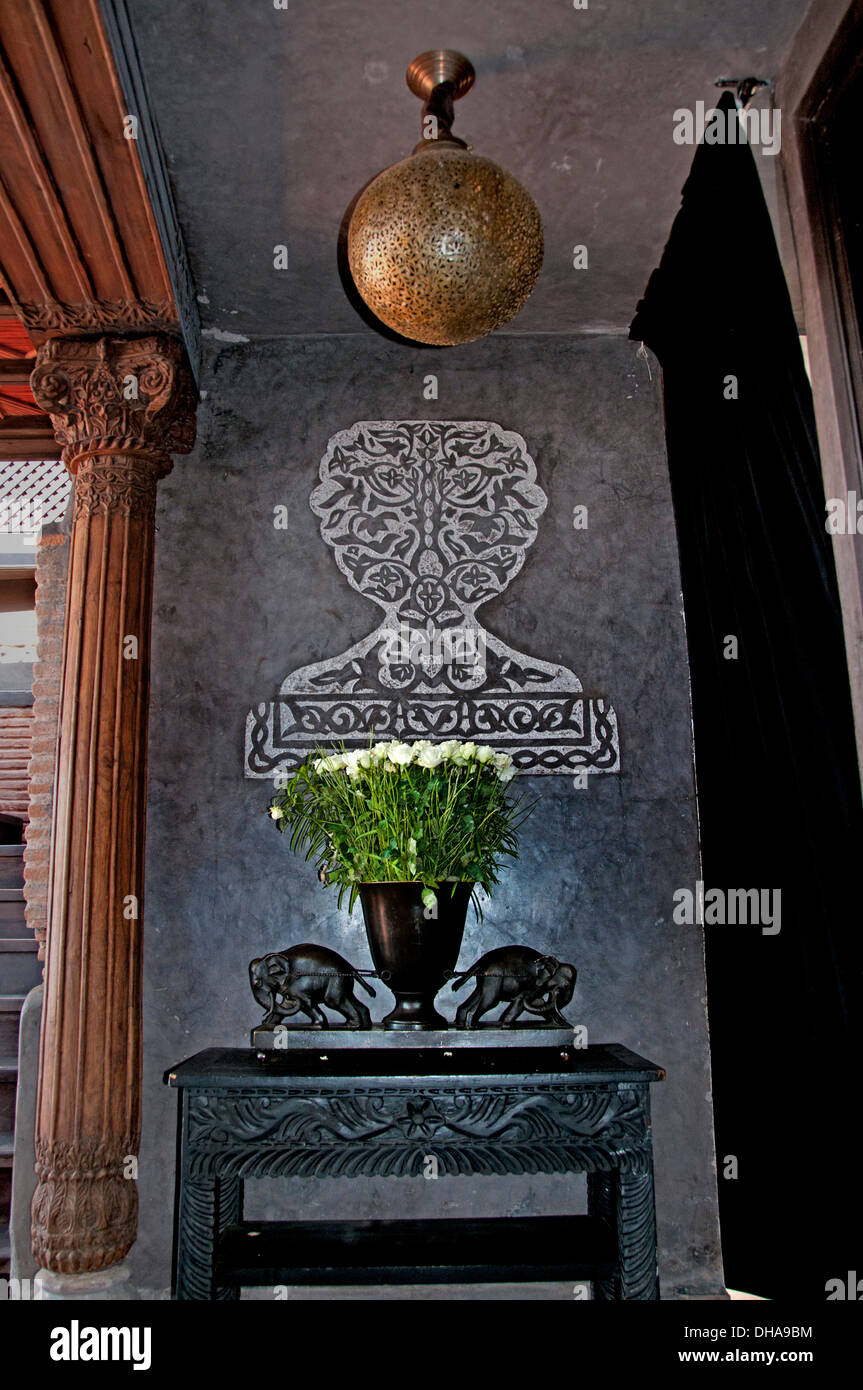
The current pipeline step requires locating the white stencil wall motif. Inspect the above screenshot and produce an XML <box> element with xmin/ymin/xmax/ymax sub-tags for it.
<box><xmin>245</xmin><ymin>421</ymin><xmax>619</xmax><ymax>776</ymax></box>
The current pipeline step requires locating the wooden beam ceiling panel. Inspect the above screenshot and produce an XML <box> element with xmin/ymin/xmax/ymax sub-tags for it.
<box><xmin>0</xmin><ymin>0</ymin><xmax>189</xmax><ymax>348</ymax></box>
<box><xmin>52</xmin><ymin>0</ymin><xmax>175</xmax><ymax>308</ymax></box>
<box><xmin>2</xmin><ymin>1</ymin><xmax>128</xmax><ymax>304</ymax></box>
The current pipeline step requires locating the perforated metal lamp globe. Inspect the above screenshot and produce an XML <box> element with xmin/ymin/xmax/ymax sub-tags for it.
<box><xmin>347</xmin><ymin>51</ymin><xmax>544</xmax><ymax>347</ymax></box>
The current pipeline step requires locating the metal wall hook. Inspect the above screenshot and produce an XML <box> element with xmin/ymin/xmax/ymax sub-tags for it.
<box><xmin>715</xmin><ymin>76</ymin><xmax>770</xmax><ymax>109</ymax></box>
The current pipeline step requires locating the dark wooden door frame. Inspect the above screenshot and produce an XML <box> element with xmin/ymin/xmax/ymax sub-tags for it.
<box><xmin>778</xmin><ymin>0</ymin><xmax>863</xmax><ymax>784</ymax></box>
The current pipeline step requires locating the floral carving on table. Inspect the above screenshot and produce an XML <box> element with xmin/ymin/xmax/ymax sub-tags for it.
<box><xmin>185</xmin><ymin>1084</ymin><xmax>651</xmax><ymax>1179</ymax></box>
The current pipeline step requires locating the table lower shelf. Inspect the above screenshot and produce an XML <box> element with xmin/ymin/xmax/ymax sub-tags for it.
<box><xmin>216</xmin><ymin>1215</ymin><xmax>616</xmax><ymax>1287</ymax></box>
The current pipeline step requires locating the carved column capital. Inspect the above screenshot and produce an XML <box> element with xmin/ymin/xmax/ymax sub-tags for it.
<box><xmin>30</xmin><ymin>334</ymin><xmax>196</xmax><ymax>475</ymax></box>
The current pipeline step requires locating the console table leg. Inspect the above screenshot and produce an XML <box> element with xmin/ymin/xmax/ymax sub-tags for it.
<box><xmin>214</xmin><ymin>1175</ymin><xmax>243</xmax><ymax>1301</ymax></box>
<box><xmin>175</xmin><ymin>1174</ymin><xmax>243</xmax><ymax>1301</ymax></box>
<box><xmin>587</xmin><ymin>1172</ymin><xmax>618</xmax><ymax>1300</ymax></box>
<box><xmin>618</xmin><ymin>1173</ymin><xmax>659</xmax><ymax>1300</ymax></box>
<box><xmin>588</xmin><ymin>1170</ymin><xmax>659</xmax><ymax>1300</ymax></box>
<box><xmin>176</xmin><ymin>1177</ymin><xmax>219</xmax><ymax>1301</ymax></box>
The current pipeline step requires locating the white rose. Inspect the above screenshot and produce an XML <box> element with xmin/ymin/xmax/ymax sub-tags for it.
<box><xmin>269</xmin><ymin>805</ymin><xmax>284</xmax><ymax>819</ymax></box>
<box><xmin>475</xmin><ymin>745</ymin><xmax>495</xmax><ymax>764</ymax></box>
<box><xmin>460</xmin><ymin>741</ymin><xmax>478</xmax><ymax>761</ymax></box>
<box><xmin>498</xmin><ymin>764</ymin><xmax>517</xmax><ymax>783</ymax></box>
<box><xmin>357</xmin><ymin>750</ymin><xmax>372</xmax><ymax>769</ymax></box>
<box><xmin>342</xmin><ymin>751</ymin><xmax>363</xmax><ymax>778</ymax></box>
<box><xmin>417</xmin><ymin>745</ymin><xmax>445</xmax><ymax>769</ymax></box>
<box><xmin>387</xmin><ymin>741</ymin><xmax>414</xmax><ymax>766</ymax></box>
<box><xmin>437</xmin><ymin>740</ymin><xmax>461</xmax><ymax>761</ymax></box>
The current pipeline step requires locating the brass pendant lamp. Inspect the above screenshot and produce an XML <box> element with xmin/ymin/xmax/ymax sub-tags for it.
<box><xmin>347</xmin><ymin>50</ymin><xmax>543</xmax><ymax>346</ymax></box>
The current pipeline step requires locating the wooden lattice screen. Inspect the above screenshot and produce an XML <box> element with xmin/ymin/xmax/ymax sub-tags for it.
<box><xmin>0</xmin><ymin>457</ymin><xmax>71</xmax><ymax>530</ymax></box>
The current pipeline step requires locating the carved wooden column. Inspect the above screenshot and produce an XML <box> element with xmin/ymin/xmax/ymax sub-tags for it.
<box><xmin>28</xmin><ymin>335</ymin><xmax>195</xmax><ymax>1277</ymax></box>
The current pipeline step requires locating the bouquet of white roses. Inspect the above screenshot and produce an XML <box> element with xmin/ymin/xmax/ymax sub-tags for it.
<box><xmin>269</xmin><ymin>737</ymin><xmax>530</xmax><ymax>915</ymax></box>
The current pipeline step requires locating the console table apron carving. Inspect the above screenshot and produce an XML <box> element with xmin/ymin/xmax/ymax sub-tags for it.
<box><xmin>166</xmin><ymin>1045</ymin><xmax>664</xmax><ymax>1300</ymax></box>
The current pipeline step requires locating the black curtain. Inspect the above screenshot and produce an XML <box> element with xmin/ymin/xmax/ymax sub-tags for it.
<box><xmin>631</xmin><ymin>94</ymin><xmax>863</xmax><ymax>1299</ymax></box>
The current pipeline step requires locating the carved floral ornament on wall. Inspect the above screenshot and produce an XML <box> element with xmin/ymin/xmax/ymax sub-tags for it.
<box><xmin>245</xmin><ymin>420</ymin><xmax>619</xmax><ymax>778</ymax></box>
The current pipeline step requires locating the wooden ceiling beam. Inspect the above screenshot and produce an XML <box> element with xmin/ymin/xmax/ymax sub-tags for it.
<box><xmin>0</xmin><ymin>0</ymin><xmax>196</xmax><ymax>369</ymax></box>
<box><xmin>0</xmin><ymin>419</ymin><xmax>62</xmax><ymax>459</ymax></box>
<box><xmin>0</xmin><ymin>359</ymin><xmax>37</xmax><ymax>385</ymax></box>
<box><xmin>0</xmin><ymin>442</ymin><xmax>62</xmax><ymax>461</ymax></box>
<box><xmin>0</xmin><ymin>416</ymin><xmax>60</xmax><ymax>440</ymax></box>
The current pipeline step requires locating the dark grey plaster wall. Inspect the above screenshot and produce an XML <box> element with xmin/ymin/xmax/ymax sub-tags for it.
<box><xmin>136</xmin><ymin>331</ymin><xmax>724</xmax><ymax>1298</ymax></box>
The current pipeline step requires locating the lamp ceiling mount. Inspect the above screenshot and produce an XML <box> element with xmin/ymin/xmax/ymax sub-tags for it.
<box><xmin>406</xmin><ymin>50</ymin><xmax>475</xmax><ymax>103</ymax></box>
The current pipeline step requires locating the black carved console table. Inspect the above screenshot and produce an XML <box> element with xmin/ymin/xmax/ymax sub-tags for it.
<box><xmin>166</xmin><ymin>1044</ymin><xmax>664</xmax><ymax>1300</ymax></box>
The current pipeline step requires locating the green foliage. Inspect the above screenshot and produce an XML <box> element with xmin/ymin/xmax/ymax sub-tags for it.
<box><xmin>268</xmin><ymin>739</ymin><xmax>533</xmax><ymax>917</ymax></box>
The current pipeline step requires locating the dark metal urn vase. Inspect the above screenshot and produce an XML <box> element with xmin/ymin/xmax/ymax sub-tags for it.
<box><xmin>359</xmin><ymin>882</ymin><xmax>472</xmax><ymax>1029</ymax></box>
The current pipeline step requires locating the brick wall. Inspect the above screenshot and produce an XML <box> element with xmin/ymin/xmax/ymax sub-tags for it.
<box><xmin>22</xmin><ymin>525</ymin><xmax>69</xmax><ymax>961</ymax></box>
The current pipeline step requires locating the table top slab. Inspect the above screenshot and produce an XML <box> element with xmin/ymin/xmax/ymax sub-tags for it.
<box><xmin>165</xmin><ymin>1044</ymin><xmax>665</xmax><ymax>1088</ymax></box>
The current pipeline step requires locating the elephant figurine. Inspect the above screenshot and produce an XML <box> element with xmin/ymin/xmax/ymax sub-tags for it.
<box><xmin>451</xmin><ymin>945</ymin><xmax>576</xmax><ymax>1028</ymax></box>
<box><xmin>249</xmin><ymin>943</ymin><xmax>375</xmax><ymax>1029</ymax></box>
